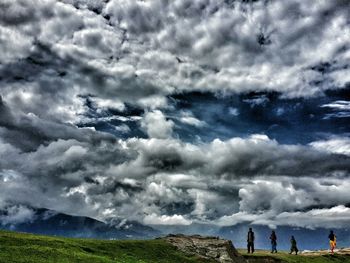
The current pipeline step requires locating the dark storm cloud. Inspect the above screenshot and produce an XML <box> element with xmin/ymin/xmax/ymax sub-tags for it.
<box><xmin>216</xmin><ymin>176</ymin><xmax>350</xmax><ymax>229</ymax></box>
<box><xmin>86</xmin><ymin>178</ymin><xmax>144</xmax><ymax>196</ymax></box>
<box><xmin>0</xmin><ymin>0</ymin><xmax>42</xmax><ymax>26</ymax></box>
<box><xmin>0</xmin><ymin>203</ymin><xmax>36</xmax><ymax>225</ymax></box>
<box><xmin>2</xmin><ymin>0</ymin><xmax>350</xmax><ymax>110</ymax></box>
<box><xmin>0</xmin><ymin>96</ymin><xmax>116</xmax><ymax>151</ymax></box>
<box><xmin>0</xmin><ymin>0</ymin><xmax>350</xmax><ymax>228</ymax></box>
<box><xmin>127</xmin><ymin>136</ymin><xmax>350</xmax><ymax>178</ymax></box>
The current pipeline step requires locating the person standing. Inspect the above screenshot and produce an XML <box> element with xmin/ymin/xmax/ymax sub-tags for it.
<box><xmin>247</xmin><ymin>228</ymin><xmax>255</xmax><ymax>253</ymax></box>
<box><xmin>289</xmin><ymin>236</ymin><xmax>298</xmax><ymax>255</ymax></box>
<box><xmin>328</xmin><ymin>230</ymin><xmax>336</xmax><ymax>254</ymax></box>
<box><xmin>270</xmin><ymin>230</ymin><xmax>277</xmax><ymax>253</ymax></box>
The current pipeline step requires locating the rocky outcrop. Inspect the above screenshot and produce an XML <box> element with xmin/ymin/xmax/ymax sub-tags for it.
<box><xmin>163</xmin><ymin>234</ymin><xmax>246</xmax><ymax>263</ymax></box>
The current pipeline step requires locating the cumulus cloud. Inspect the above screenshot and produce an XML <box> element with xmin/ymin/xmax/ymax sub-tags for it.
<box><xmin>215</xmin><ymin>176</ymin><xmax>350</xmax><ymax>229</ymax></box>
<box><xmin>238</xmin><ymin>176</ymin><xmax>350</xmax><ymax>213</ymax></box>
<box><xmin>216</xmin><ymin>205</ymin><xmax>350</xmax><ymax>230</ymax></box>
<box><xmin>0</xmin><ymin>203</ymin><xmax>36</xmax><ymax>226</ymax></box>
<box><xmin>1</xmin><ymin>109</ymin><xmax>349</xmax><ymax>225</ymax></box>
<box><xmin>125</xmin><ymin>135</ymin><xmax>350</xmax><ymax>178</ymax></box>
<box><xmin>1</xmin><ymin>0</ymin><xmax>349</xmax><ymax>119</ymax></box>
<box><xmin>141</xmin><ymin>110</ymin><xmax>174</xmax><ymax>139</ymax></box>
<box><xmin>310</xmin><ymin>137</ymin><xmax>350</xmax><ymax>156</ymax></box>
<box><xmin>143</xmin><ymin>213</ymin><xmax>192</xmax><ymax>225</ymax></box>
<box><xmin>0</xmin><ymin>0</ymin><xmax>350</xmax><ymax>229</ymax></box>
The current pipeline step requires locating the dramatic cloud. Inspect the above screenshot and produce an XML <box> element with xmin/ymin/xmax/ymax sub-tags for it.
<box><xmin>216</xmin><ymin>176</ymin><xmax>350</xmax><ymax>229</ymax></box>
<box><xmin>143</xmin><ymin>213</ymin><xmax>192</xmax><ymax>226</ymax></box>
<box><xmin>124</xmin><ymin>135</ymin><xmax>350</xmax><ymax>178</ymax></box>
<box><xmin>0</xmin><ymin>203</ymin><xmax>36</xmax><ymax>226</ymax></box>
<box><xmin>141</xmin><ymin>110</ymin><xmax>174</xmax><ymax>139</ymax></box>
<box><xmin>0</xmin><ymin>0</ymin><xmax>350</xmax><ymax>230</ymax></box>
<box><xmin>0</xmin><ymin>117</ymin><xmax>349</xmax><ymax>226</ymax></box>
<box><xmin>216</xmin><ymin>205</ymin><xmax>350</xmax><ymax>230</ymax></box>
<box><xmin>310</xmin><ymin>137</ymin><xmax>350</xmax><ymax>156</ymax></box>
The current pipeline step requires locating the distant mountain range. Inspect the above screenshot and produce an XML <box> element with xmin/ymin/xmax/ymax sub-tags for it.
<box><xmin>1</xmin><ymin>207</ymin><xmax>349</xmax><ymax>251</ymax></box>
<box><xmin>0</xmin><ymin>207</ymin><xmax>159</xmax><ymax>239</ymax></box>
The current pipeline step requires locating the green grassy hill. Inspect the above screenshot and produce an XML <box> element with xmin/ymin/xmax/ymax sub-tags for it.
<box><xmin>0</xmin><ymin>230</ymin><xmax>213</xmax><ymax>263</ymax></box>
<box><xmin>1</xmin><ymin>230</ymin><xmax>350</xmax><ymax>263</ymax></box>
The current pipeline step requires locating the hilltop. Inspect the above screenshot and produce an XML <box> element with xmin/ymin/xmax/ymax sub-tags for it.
<box><xmin>1</xmin><ymin>230</ymin><xmax>350</xmax><ymax>262</ymax></box>
<box><xmin>2</xmin><ymin>207</ymin><xmax>349</xmax><ymax>251</ymax></box>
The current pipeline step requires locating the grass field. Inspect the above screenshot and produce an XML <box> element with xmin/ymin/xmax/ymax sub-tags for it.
<box><xmin>1</xmin><ymin>230</ymin><xmax>350</xmax><ymax>262</ymax></box>
<box><xmin>238</xmin><ymin>249</ymin><xmax>350</xmax><ymax>263</ymax></box>
<box><xmin>0</xmin><ymin>230</ymin><xmax>214</xmax><ymax>263</ymax></box>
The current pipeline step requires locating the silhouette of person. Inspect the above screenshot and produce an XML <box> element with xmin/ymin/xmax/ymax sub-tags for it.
<box><xmin>289</xmin><ymin>235</ymin><xmax>298</xmax><ymax>255</ymax></box>
<box><xmin>247</xmin><ymin>227</ymin><xmax>255</xmax><ymax>253</ymax></box>
<box><xmin>328</xmin><ymin>230</ymin><xmax>336</xmax><ymax>254</ymax></box>
<box><xmin>270</xmin><ymin>230</ymin><xmax>277</xmax><ymax>253</ymax></box>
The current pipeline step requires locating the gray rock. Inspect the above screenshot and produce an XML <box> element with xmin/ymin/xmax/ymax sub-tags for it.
<box><xmin>163</xmin><ymin>234</ymin><xmax>246</xmax><ymax>263</ymax></box>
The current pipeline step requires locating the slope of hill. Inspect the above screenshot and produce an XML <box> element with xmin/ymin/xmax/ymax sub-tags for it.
<box><xmin>2</xmin><ymin>206</ymin><xmax>348</xmax><ymax>252</ymax></box>
<box><xmin>1</xmin><ymin>230</ymin><xmax>350</xmax><ymax>263</ymax></box>
<box><xmin>0</xmin><ymin>230</ymin><xmax>213</xmax><ymax>263</ymax></box>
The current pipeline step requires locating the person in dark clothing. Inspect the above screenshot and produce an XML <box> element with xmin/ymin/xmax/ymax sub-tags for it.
<box><xmin>289</xmin><ymin>236</ymin><xmax>298</xmax><ymax>255</ymax></box>
<box><xmin>328</xmin><ymin>230</ymin><xmax>336</xmax><ymax>254</ymax></box>
<box><xmin>270</xmin><ymin>230</ymin><xmax>277</xmax><ymax>253</ymax></box>
<box><xmin>247</xmin><ymin>228</ymin><xmax>255</xmax><ymax>253</ymax></box>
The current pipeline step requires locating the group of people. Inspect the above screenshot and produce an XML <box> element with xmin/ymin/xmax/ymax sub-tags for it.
<box><xmin>246</xmin><ymin>228</ymin><xmax>337</xmax><ymax>254</ymax></box>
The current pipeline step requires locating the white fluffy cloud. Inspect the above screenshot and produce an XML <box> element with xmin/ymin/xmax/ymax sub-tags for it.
<box><xmin>0</xmin><ymin>0</ymin><xmax>350</xmax><ymax>229</ymax></box>
<box><xmin>124</xmin><ymin>135</ymin><xmax>350</xmax><ymax>179</ymax></box>
<box><xmin>310</xmin><ymin>137</ymin><xmax>350</xmax><ymax>156</ymax></box>
<box><xmin>0</xmin><ymin>123</ymin><xmax>349</xmax><ymax>227</ymax></box>
<box><xmin>214</xmin><ymin>174</ymin><xmax>350</xmax><ymax>229</ymax></box>
<box><xmin>141</xmin><ymin>110</ymin><xmax>174</xmax><ymax>139</ymax></box>
<box><xmin>143</xmin><ymin>213</ymin><xmax>192</xmax><ymax>225</ymax></box>
<box><xmin>1</xmin><ymin>0</ymin><xmax>349</xmax><ymax>123</ymax></box>
<box><xmin>217</xmin><ymin>205</ymin><xmax>350</xmax><ymax>230</ymax></box>
<box><xmin>0</xmin><ymin>203</ymin><xmax>36</xmax><ymax>226</ymax></box>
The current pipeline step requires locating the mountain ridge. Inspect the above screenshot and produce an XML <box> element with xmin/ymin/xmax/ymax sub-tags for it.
<box><xmin>0</xmin><ymin>206</ymin><xmax>160</xmax><ymax>239</ymax></box>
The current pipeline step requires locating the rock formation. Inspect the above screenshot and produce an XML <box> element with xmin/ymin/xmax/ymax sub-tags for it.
<box><xmin>163</xmin><ymin>234</ymin><xmax>246</xmax><ymax>263</ymax></box>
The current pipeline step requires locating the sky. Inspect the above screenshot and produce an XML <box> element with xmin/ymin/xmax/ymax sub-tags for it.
<box><xmin>0</xmin><ymin>0</ymin><xmax>350</xmax><ymax>230</ymax></box>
